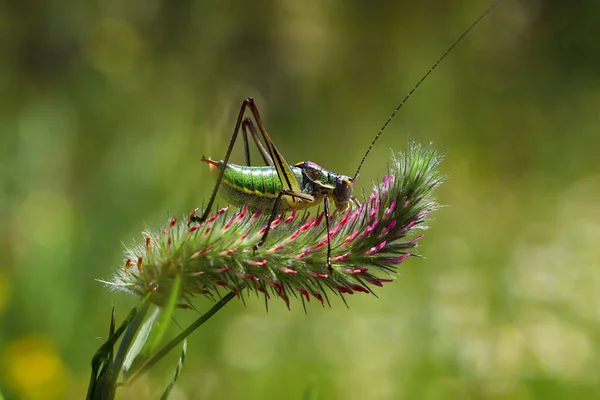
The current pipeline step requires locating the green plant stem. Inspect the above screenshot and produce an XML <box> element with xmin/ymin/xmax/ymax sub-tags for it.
<box><xmin>126</xmin><ymin>289</ymin><xmax>240</xmax><ymax>385</ymax></box>
<box><xmin>111</xmin><ymin>301</ymin><xmax>150</xmax><ymax>388</ymax></box>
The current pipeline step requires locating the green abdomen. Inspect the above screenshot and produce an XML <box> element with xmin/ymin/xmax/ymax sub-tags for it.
<box><xmin>216</xmin><ymin>163</ymin><xmax>304</xmax><ymax>212</ymax></box>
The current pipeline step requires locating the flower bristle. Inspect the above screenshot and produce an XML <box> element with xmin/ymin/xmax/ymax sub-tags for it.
<box><xmin>106</xmin><ymin>143</ymin><xmax>444</xmax><ymax>309</ymax></box>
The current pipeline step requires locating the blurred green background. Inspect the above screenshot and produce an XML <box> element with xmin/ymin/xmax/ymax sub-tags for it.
<box><xmin>1</xmin><ymin>0</ymin><xmax>599</xmax><ymax>398</ymax></box>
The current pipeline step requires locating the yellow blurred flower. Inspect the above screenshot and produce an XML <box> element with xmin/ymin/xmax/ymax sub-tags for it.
<box><xmin>1</xmin><ymin>335</ymin><xmax>68</xmax><ymax>400</ymax></box>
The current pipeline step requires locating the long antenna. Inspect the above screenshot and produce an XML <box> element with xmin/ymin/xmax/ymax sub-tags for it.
<box><xmin>353</xmin><ymin>0</ymin><xmax>502</xmax><ymax>180</ymax></box>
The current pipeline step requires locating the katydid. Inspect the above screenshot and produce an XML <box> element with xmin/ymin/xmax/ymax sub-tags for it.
<box><xmin>190</xmin><ymin>1</ymin><xmax>501</xmax><ymax>273</ymax></box>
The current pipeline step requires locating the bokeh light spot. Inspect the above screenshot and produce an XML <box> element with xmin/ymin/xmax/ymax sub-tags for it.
<box><xmin>1</xmin><ymin>335</ymin><xmax>68</xmax><ymax>400</ymax></box>
<box><xmin>16</xmin><ymin>190</ymin><xmax>74</xmax><ymax>249</ymax></box>
<box><xmin>86</xmin><ymin>18</ymin><xmax>142</xmax><ymax>75</ymax></box>
<box><xmin>0</xmin><ymin>271</ymin><xmax>9</xmax><ymax>315</ymax></box>
<box><xmin>222</xmin><ymin>315</ymin><xmax>279</xmax><ymax>371</ymax></box>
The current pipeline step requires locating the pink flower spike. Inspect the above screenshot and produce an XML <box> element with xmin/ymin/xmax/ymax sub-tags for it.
<box><xmin>247</xmin><ymin>259</ymin><xmax>268</xmax><ymax>267</ymax></box>
<box><xmin>270</xmin><ymin>214</ymin><xmax>284</xmax><ymax>229</ymax></box>
<box><xmin>299</xmin><ymin>218</ymin><xmax>315</xmax><ymax>234</ymax></box>
<box><xmin>349</xmin><ymin>208</ymin><xmax>361</xmax><ymax>223</ymax></box>
<box><xmin>298</xmin><ymin>288</ymin><xmax>310</xmax><ymax>302</ymax></box>
<box><xmin>328</xmin><ymin>224</ymin><xmax>341</xmax><ymax>238</ymax></box>
<box><xmin>382</xmin><ymin>174</ymin><xmax>390</xmax><ymax>187</ymax></box>
<box><xmin>284</xmin><ymin>229</ymin><xmax>301</xmax><ymax>243</ymax></box>
<box><xmin>222</xmin><ymin>216</ymin><xmax>235</xmax><ymax>231</ymax></box>
<box><xmin>358</xmin><ymin>202</ymin><xmax>366</xmax><ymax>215</ymax></box>
<box><xmin>257</xmin><ymin>287</ymin><xmax>271</xmax><ymax>299</ymax></box>
<box><xmin>366</xmin><ymin>278</ymin><xmax>394</xmax><ymax>287</ymax></box>
<box><xmin>399</xmin><ymin>220</ymin><xmax>416</xmax><ymax>235</ymax></box>
<box><xmin>187</xmin><ymin>225</ymin><xmax>200</xmax><ymax>235</ymax></box>
<box><xmin>331</xmin><ymin>252</ymin><xmax>350</xmax><ymax>263</ymax></box>
<box><xmin>281</xmin><ymin>267</ymin><xmax>298</xmax><ymax>275</ymax></box>
<box><xmin>337</xmin><ymin>210</ymin><xmax>351</xmax><ymax>227</ymax></box>
<box><xmin>251</xmin><ymin>208</ymin><xmax>263</xmax><ymax>220</ymax></box>
<box><xmin>239</xmin><ymin>273</ymin><xmax>259</xmax><ymax>281</ymax></box>
<box><xmin>364</xmin><ymin>240</ymin><xmax>386</xmax><ymax>256</ymax></box>
<box><xmin>233</xmin><ymin>230</ymin><xmax>250</xmax><ymax>245</ymax></box>
<box><xmin>188</xmin><ymin>271</ymin><xmax>206</xmax><ymax>276</ymax></box>
<box><xmin>294</xmin><ymin>247</ymin><xmax>312</xmax><ymax>260</ymax></box>
<box><xmin>417</xmin><ymin>209</ymin><xmax>429</xmax><ymax>219</ymax></box>
<box><xmin>315</xmin><ymin>213</ymin><xmax>325</xmax><ymax>226</ymax></box>
<box><xmin>213</xmin><ymin>267</ymin><xmax>232</xmax><ymax>273</ymax></box>
<box><xmin>169</xmin><ymin>217</ymin><xmax>177</xmax><ymax>228</ymax></box>
<box><xmin>337</xmin><ymin>286</ymin><xmax>354</xmax><ymax>295</ymax></box>
<box><xmin>315</xmin><ymin>212</ymin><xmax>325</xmax><ymax>226</ymax></box>
<box><xmin>285</xmin><ymin>209</ymin><xmax>298</xmax><ymax>224</ymax></box>
<box><xmin>217</xmin><ymin>206</ymin><xmax>229</xmax><ymax>216</ymax></box>
<box><xmin>313</xmin><ymin>240</ymin><xmax>327</xmax><ymax>250</ymax></box>
<box><xmin>351</xmin><ymin>284</ymin><xmax>370</xmax><ymax>294</ymax></box>
<box><xmin>360</xmin><ymin>220</ymin><xmax>379</xmax><ymax>239</ymax></box>
<box><xmin>411</xmin><ymin>234</ymin><xmax>425</xmax><ymax>244</ymax></box>
<box><xmin>369</xmin><ymin>191</ymin><xmax>377</xmax><ymax>206</ymax></box>
<box><xmin>383</xmin><ymin>200</ymin><xmax>397</xmax><ymax>220</ymax></box>
<box><xmin>190</xmin><ymin>246</ymin><xmax>213</xmax><ymax>259</ymax></box>
<box><xmin>236</xmin><ymin>206</ymin><xmax>248</xmax><ymax>221</ymax></box>
<box><xmin>206</xmin><ymin>215</ymin><xmax>218</xmax><ymax>224</ymax></box>
<box><xmin>342</xmin><ymin>267</ymin><xmax>368</xmax><ymax>275</ymax></box>
<box><xmin>343</xmin><ymin>230</ymin><xmax>360</xmax><ymax>246</ymax></box>
<box><xmin>381</xmin><ymin>220</ymin><xmax>397</xmax><ymax>235</ymax></box>
<box><xmin>269</xmin><ymin>281</ymin><xmax>283</xmax><ymax>296</ymax></box>
<box><xmin>313</xmin><ymin>292</ymin><xmax>324</xmax><ymax>306</ymax></box>
<box><xmin>267</xmin><ymin>243</ymin><xmax>286</xmax><ymax>253</ymax></box>
<box><xmin>369</xmin><ymin>207</ymin><xmax>377</xmax><ymax>220</ymax></box>
<box><xmin>219</xmin><ymin>248</ymin><xmax>237</xmax><ymax>256</ymax></box>
<box><xmin>307</xmin><ymin>271</ymin><xmax>328</xmax><ymax>279</ymax></box>
<box><xmin>383</xmin><ymin>253</ymin><xmax>411</xmax><ymax>264</ymax></box>
<box><xmin>190</xmin><ymin>288</ymin><xmax>211</xmax><ymax>295</ymax></box>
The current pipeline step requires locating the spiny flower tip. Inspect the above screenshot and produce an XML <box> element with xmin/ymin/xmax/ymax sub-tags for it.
<box><xmin>105</xmin><ymin>143</ymin><xmax>444</xmax><ymax>309</ymax></box>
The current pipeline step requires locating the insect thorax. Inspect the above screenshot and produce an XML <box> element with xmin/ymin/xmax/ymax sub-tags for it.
<box><xmin>295</xmin><ymin>161</ymin><xmax>354</xmax><ymax>211</ymax></box>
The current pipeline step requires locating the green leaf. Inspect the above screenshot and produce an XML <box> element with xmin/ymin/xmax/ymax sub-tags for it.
<box><xmin>160</xmin><ymin>339</ymin><xmax>187</xmax><ymax>400</ymax></box>
<box><xmin>121</xmin><ymin>306</ymin><xmax>160</xmax><ymax>377</ymax></box>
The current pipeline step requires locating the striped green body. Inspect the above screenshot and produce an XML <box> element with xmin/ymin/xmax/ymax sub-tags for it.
<box><xmin>211</xmin><ymin>162</ymin><xmax>315</xmax><ymax>212</ymax></box>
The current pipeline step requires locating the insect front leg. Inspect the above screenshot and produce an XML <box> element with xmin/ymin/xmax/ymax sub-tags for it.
<box><xmin>323</xmin><ymin>196</ymin><xmax>333</xmax><ymax>274</ymax></box>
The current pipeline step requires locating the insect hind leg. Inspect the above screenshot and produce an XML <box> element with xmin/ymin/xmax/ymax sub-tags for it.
<box><xmin>242</xmin><ymin>117</ymin><xmax>273</xmax><ymax>167</ymax></box>
<box><xmin>190</xmin><ymin>98</ymin><xmax>274</xmax><ymax>226</ymax></box>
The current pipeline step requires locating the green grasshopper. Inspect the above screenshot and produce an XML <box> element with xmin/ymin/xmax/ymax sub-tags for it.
<box><xmin>190</xmin><ymin>1</ymin><xmax>501</xmax><ymax>272</ymax></box>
